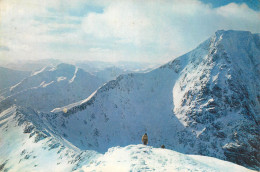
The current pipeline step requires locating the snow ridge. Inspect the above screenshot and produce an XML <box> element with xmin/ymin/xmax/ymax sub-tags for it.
<box><xmin>80</xmin><ymin>144</ymin><xmax>254</xmax><ymax>172</ymax></box>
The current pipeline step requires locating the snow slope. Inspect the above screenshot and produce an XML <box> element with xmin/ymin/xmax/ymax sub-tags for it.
<box><xmin>0</xmin><ymin>107</ymin><xmax>254</xmax><ymax>172</ymax></box>
<box><xmin>79</xmin><ymin>145</ymin><xmax>254</xmax><ymax>172</ymax></box>
<box><xmin>0</xmin><ymin>63</ymin><xmax>104</xmax><ymax>112</ymax></box>
<box><xmin>0</xmin><ymin>106</ymin><xmax>99</xmax><ymax>171</ymax></box>
<box><xmin>48</xmin><ymin>30</ymin><xmax>259</xmax><ymax>170</ymax></box>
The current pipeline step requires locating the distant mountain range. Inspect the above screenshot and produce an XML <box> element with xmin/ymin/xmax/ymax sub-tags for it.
<box><xmin>0</xmin><ymin>63</ymin><xmax>104</xmax><ymax>112</ymax></box>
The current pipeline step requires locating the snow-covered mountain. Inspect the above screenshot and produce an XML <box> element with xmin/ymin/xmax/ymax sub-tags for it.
<box><xmin>0</xmin><ymin>30</ymin><xmax>259</xmax><ymax>171</ymax></box>
<box><xmin>50</xmin><ymin>30</ymin><xmax>259</xmax><ymax>170</ymax></box>
<box><xmin>0</xmin><ymin>107</ymin><xmax>254</xmax><ymax>171</ymax></box>
<box><xmin>0</xmin><ymin>63</ymin><xmax>104</xmax><ymax>112</ymax></box>
<box><xmin>0</xmin><ymin>67</ymin><xmax>30</xmax><ymax>93</ymax></box>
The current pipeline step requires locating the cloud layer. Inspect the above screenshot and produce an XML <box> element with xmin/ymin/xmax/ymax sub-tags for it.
<box><xmin>0</xmin><ymin>0</ymin><xmax>259</xmax><ymax>64</ymax></box>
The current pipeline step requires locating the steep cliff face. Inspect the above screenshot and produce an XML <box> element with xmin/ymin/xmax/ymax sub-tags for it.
<box><xmin>172</xmin><ymin>30</ymin><xmax>260</xmax><ymax>169</ymax></box>
<box><xmin>49</xmin><ymin>30</ymin><xmax>259</xmax><ymax>169</ymax></box>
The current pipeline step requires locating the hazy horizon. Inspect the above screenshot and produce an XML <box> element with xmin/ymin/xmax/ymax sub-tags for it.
<box><xmin>0</xmin><ymin>0</ymin><xmax>259</xmax><ymax>64</ymax></box>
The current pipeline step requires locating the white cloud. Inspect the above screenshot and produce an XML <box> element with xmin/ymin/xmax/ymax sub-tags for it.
<box><xmin>81</xmin><ymin>0</ymin><xmax>260</xmax><ymax>62</ymax></box>
<box><xmin>82</xmin><ymin>1</ymin><xmax>152</xmax><ymax>45</ymax></box>
<box><xmin>0</xmin><ymin>0</ymin><xmax>259</xmax><ymax>64</ymax></box>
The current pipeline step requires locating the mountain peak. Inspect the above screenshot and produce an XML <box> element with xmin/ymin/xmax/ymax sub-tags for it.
<box><xmin>211</xmin><ymin>30</ymin><xmax>259</xmax><ymax>52</ymax></box>
<box><xmin>56</xmin><ymin>63</ymin><xmax>76</xmax><ymax>71</ymax></box>
<box><xmin>214</xmin><ymin>29</ymin><xmax>252</xmax><ymax>36</ymax></box>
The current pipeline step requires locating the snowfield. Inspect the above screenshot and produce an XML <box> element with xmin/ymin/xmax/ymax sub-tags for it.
<box><xmin>79</xmin><ymin>145</ymin><xmax>254</xmax><ymax>172</ymax></box>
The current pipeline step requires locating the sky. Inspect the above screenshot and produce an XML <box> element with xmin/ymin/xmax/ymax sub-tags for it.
<box><xmin>0</xmin><ymin>0</ymin><xmax>259</xmax><ymax>64</ymax></box>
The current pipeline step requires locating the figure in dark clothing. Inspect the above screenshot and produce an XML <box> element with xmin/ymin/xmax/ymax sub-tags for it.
<box><xmin>161</xmin><ymin>145</ymin><xmax>165</xmax><ymax>149</ymax></box>
<box><xmin>142</xmin><ymin>133</ymin><xmax>148</xmax><ymax>145</ymax></box>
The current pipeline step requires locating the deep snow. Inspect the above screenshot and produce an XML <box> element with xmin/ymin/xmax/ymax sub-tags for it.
<box><xmin>79</xmin><ymin>145</ymin><xmax>254</xmax><ymax>172</ymax></box>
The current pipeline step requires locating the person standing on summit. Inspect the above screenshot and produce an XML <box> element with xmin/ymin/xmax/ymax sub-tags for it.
<box><xmin>142</xmin><ymin>133</ymin><xmax>148</xmax><ymax>145</ymax></box>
